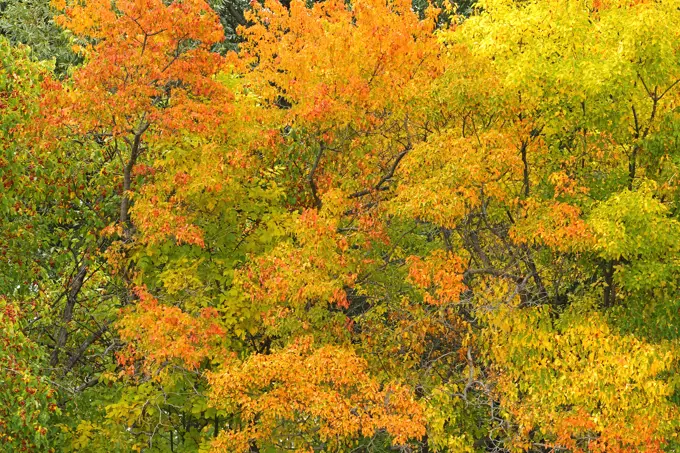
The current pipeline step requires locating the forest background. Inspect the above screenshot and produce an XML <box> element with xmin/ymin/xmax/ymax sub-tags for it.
<box><xmin>1</xmin><ymin>0</ymin><xmax>680</xmax><ymax>451</ymax></box>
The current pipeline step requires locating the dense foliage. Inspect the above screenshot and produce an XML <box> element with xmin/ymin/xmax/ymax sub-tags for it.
<box><xmin>1</xmin><ymin>0</ymin><xmax>680</xmax><ymax>451</ymax></box>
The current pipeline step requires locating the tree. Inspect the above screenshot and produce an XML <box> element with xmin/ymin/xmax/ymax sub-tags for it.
<box><xmin>0</xmin><ymin>0</ymin><xmax>80</xmax><ymax>75</ymax></box>
<box><xmin>3</xmin><ymin>0</ymin><xmax>680</xmax><ymax>451</ymax></box>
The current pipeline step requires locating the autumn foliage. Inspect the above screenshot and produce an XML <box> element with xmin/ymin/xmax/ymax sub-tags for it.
<box><xmin>2</xmin><ymin>0</ymin><xmax>680</xmax><ymax>451</ymax></box>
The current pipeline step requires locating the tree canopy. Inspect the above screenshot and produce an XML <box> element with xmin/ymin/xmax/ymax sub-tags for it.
<box><xmin>1</xmin><ymin>0</ymin><xmax>680</xmax><ymax>451</ymax></box>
